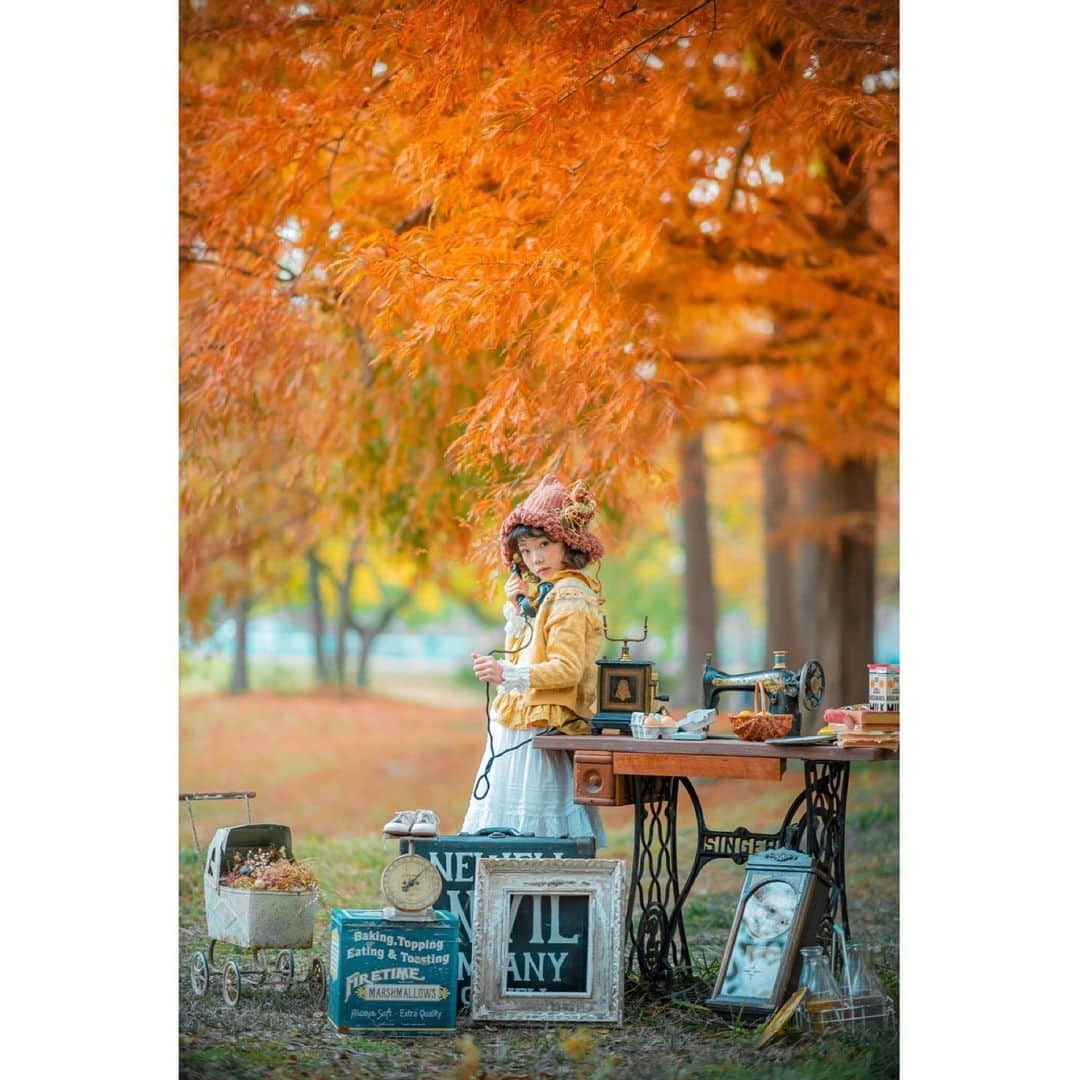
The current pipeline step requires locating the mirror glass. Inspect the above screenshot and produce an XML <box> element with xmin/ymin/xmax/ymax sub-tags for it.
<box><xmin>720</xmin><ymin>880</ymin><xmax>798</xmax><ymax>1000</ymax></box>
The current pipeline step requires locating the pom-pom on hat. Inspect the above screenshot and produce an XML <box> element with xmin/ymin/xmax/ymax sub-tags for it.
<box><xmin>498</xmin><ymin>474</ymin><xmax>605</xmax><ymax>568</ymax></box>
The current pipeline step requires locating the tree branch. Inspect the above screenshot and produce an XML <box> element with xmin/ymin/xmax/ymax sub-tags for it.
<box><xmin>700</xmin><ymin>240</ymin><xmax>898</xmax><ymax>310</ymax></box>
<box><xmin>319</xmin><ymin>135</ymin><xmax>345</xmax><ymax>210</ymax></box>
<box><xmin>562</xmin><ymin>0</ymin><xmax>714</xmax><ymax>102</ymax></box>
<box><xmin>777</xmin><ymin>2</ymin><xmax>895</xmax><ymax>51</ymax></box>
<box><xmin>180</xmin><ymin>248</ymin><xmax>298</xmax><ymax>283</ymax></box>
<box><xmin>180</xmin><ymin>254</ymin><xmax>262</xmax><ymax>279</ymax></box>
<box><xmin>707</xmin><ymin>411</ymin><xmax>810</xmax><ymax>446</ymax></box>
<box><xmin>672</xmin><ymin>337</ymin><xmax>819</xmax><ymax>368</ymax></box>
<box><xmin>345</xmin><ymin>583</ymin><xmax>416</xmax><ymax>638</ymax></box>
<box><xmin>505</xmin><ymin>0</ymin><xmax>714</xmax><ymax>135</ymax></box>
<box><xmin>726</xmin><ymin>127</ymin><xmax>753</xmax><ymax>212</ymax></box>
<box><xmin>394</xmin><ymin>202</ymin><xmax>434</xmax><ymax>235</ymax></box>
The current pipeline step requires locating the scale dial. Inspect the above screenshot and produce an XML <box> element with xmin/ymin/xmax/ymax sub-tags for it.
<box><xmin>380</xmin><ymin>853</ymin><xmax>443</xmax><ymax>912</ymax></box>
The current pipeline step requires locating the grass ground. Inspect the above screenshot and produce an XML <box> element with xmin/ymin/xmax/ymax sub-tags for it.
<box><xmin>180</xmin><ymin>692</ymin><xmax>899</xmax><ymax>1079</ymax></box>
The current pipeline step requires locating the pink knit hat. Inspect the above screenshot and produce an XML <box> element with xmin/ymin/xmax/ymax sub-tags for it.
<box><xmin>498</xmin><ymin>474</ymin><xmax>605</xmax><ymax>568</ymax></box>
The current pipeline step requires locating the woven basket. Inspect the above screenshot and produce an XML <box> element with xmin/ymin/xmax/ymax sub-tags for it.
<box><xmin>729</xmin><ymin>681</ymin><xmax>793</xmax><ymax>742</ymax></box>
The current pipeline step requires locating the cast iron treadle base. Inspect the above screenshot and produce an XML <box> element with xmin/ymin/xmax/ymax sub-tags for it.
<box><xmin>623</xmin><ymin>760</ymin><xmax>852</xmax><ymax>990</ymax></box>
<box><xmin>624</xmin><ymin>776</ymin><xmax>689</xmax><ymax>988</ymax></box>
<box><xmin>780</xmin><ymin>761</ymin><xmax>851</xmax><ymax>939</ymax></box>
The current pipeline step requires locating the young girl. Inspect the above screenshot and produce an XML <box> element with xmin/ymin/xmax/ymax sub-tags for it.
<box><xmin>461</xmin><ymin>474</ymin><xmax>607</xmax><ymax>846</ymax></box>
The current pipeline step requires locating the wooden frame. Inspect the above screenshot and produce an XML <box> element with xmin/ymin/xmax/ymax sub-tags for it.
<box><xmin>471</xmin><ymin>858</ymin><xmax>625</xmax><ymax>1024</ymax></box>
<box><xmin>707</xmin><ymin>849</ymin><xmax>827</xmax><ymax>1016</ymax></box>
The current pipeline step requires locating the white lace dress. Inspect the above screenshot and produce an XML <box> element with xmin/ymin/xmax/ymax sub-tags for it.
<box><xmin>460</xmin><ymin>721</ymin><xmax>607</xmax><ymax>846</ymax></box>
<box><xmin>460</xmin><ymin>597</ymin><xmax>607</xmax><ymax>847</ymax></box>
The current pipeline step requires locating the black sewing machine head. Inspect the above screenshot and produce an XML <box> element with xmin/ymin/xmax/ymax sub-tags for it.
<box><xmin>702</xmin><ymin>651</ymin><xmax>825</xmax><ymax>736</ymax></box>
<box><xmin>591</xmin><ymin>617</ymin><xmax>669</xmax><ymax>734</ymax></box>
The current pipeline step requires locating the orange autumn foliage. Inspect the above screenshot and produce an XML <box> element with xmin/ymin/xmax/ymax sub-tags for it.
<box><xmin>180</xmin><ymin>1</ymin><xmax>898</xmax><ymax>621</ymax></box>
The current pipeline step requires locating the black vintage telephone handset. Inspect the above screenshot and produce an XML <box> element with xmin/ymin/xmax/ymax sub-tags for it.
<box><xmin>512</xmin><ymin>556</ymin><xmax>553</xmax><ymax>618</ymax></box>
<box><xmin>470</xmin><ymin>557</ymin><xmax>557</xmax><ymax>803</ymax></box>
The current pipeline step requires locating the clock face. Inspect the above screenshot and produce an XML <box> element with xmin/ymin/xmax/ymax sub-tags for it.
<box><xmin>381</xmin><ymin>853</ymin><xmax>443</xmax><ymax>912</ymax></box>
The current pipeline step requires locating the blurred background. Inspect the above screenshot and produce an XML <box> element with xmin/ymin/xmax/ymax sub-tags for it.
<box><xmin>180</xmin><ymin>440</ymin><xmax>898</xmax><ymax>708</ymax></box>
<box><xmin>179</xmin><ymin>0</ymin><xmax>899</xmax><ymax>842</ymax></box>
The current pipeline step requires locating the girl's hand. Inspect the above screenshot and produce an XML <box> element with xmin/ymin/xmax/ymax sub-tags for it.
<box><xmin>472</xmin><ymin>652</ymin><xmax>504</xmax><ymax>684</ymax></box>
<box><xmin>504</xmin><ymin>573</ymin><xmax>528</xmax><ymax>601</ymax></box>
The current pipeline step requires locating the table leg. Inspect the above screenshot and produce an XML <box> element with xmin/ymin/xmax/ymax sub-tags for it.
<box><xmin>779</xmin><ymin>761</ymin><xmax>851</xmax><ymax>939</ymax></box>
<box><xmin>624</xmin><ymin>776</ymin><xmax>691</xmax><ymax>986</ymax></box>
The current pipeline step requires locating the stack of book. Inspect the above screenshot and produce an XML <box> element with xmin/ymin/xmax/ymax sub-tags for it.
<box><xmin>827</xmin><ymin>707</ymin><xmax>899</xmax><ymax>751</ymax></box>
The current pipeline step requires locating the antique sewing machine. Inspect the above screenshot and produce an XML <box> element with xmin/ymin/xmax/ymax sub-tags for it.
<box><xmin>702</xmin><ymin>651</ymin><xmax>826</xmax><ymax>736</ymax></box>
<box><xmin>590</xmin><ymin>618</ymin><xmax>669</xmax><ymax>735</ymax></box>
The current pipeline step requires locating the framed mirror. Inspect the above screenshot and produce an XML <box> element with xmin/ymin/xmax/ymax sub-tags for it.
<box><xmin>707</xmin><ymin>849</ymin><xmax>828</xmax><ymax>1017</ymax></box>
<box><xmin>471</xmin><ymin>858</ymin><xmax>625</xmax><ymax>1024</ymax></box>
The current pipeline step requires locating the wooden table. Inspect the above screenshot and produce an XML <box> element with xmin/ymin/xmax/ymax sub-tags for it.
<box><xmin>533</xmin><ymin>734</ymin><xmax>898</xmax><ymax>989</ymax></box>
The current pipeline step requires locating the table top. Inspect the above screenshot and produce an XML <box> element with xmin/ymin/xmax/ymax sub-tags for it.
<box><xmin>532</xmin><ymin>733</ymin><xmax>898</xmax><ymax>763</ymax></box>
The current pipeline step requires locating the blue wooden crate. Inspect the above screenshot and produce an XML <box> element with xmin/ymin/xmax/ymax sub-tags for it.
<box><xmin>404</xmin><ymin>832</ymin><xmax>596</xmax><ymax>1012</ymax></box>
<box><xmin>327</xmin><ymin>909</ymin><xmax>459</xmax><ymax>1035</ymax></box>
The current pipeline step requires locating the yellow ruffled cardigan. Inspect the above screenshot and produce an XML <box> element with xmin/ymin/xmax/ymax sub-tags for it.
<box><xmin>492</xmin><ymin>569</ymin><xmax>604</xmax><ymax>735</ymax></box>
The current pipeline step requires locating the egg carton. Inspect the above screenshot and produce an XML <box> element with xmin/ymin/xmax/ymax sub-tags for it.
<box><xmin>630</xmin><ymin>708</ymin><xmax>716</xmax><ymax>740</ymax></box>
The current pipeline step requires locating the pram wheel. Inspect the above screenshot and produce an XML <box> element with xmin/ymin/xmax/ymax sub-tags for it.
<box><xmin>308</xmin><ymin>957</ymin><xmax>326</xmax><ymax>1002</ymax></box>
<box><xmin>276</xmin><ymin>949</ymin><xmax>295</xmax><ymax>990</ymax></box>
<box><xmin>223</xmin><ymin>960</ymin><xmax>241</xmax><ymax>1007</ymax></box>
<box><xmin>190</xmin><ymin>951</ymin><xmax>209</xmax><ymax>997</ymax></box>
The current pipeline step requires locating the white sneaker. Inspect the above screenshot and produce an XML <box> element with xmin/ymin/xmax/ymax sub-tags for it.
<box><xmin>383</xmin><ymin>810</ymin><xmax>416</xmax><ymax>836</ymax></box>
<box><xmin>410</xmin><ymin>809</ymin><xmax>440</xmax><ymax>837</ymax></box>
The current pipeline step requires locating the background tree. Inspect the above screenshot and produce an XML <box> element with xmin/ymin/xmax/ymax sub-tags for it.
<box><xmin>309</xmin><ymin>533</ymin><xmax>421</xmax><ymax>688</ymax></box>
<box><xmin>306</xmin><ymin>548</ymin><xmax>330</xmax><ymax>685</ymax></box>
<box><xmin>181</xmin><ymin>1</ymin><xmax>898</xmax><ymax>701</ymax></box>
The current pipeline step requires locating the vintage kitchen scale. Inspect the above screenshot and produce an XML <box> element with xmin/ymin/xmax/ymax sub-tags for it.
<box><xmin>590</xmin><ymin>617</ymin><xmax>670</xmax><ymax>734</ymax></box>
<box><xmin>380</xmin><ymin>836</ymin><xmax>444</xmax><ymax>919</ymax></box>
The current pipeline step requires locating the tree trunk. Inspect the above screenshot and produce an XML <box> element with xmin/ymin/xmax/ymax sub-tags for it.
<box><xmin>797</xmin><ymin>456</ymin><xmax>877</xmax><ymax>710</ymax></box>
<box><xmin>355</xmin><ymin>627</ymin><xmax>376</xmax><ymax>689</ymax></box>
<box><xmin>677</xmin><ymin>430</ymin><xmax>717</xmax><ymax>706</ymax></box>
<box><xmin>335</xmin><ymin>556</ymin><xmax>357</xmax><ymax>686</ymax></box>
<box><xmin>353</xmin><ymin>587</ymin><xmax>415</xmax><ymax>689</ymax></box>
<box><xmin>791</xmin><ymin>148</ymin><xmax>881</xmax><ymax>711</ymax></box>
<box><xmin>763</xmin><ymin>440</ymin><xmax>803</xmax><ymax>667</ymax></box>
<box><xmin>229</xmin><ymin>596</ymin><xmax>251</xmax><ymax>694</ymax></box>
<box><xmin>307</xmin><ymin>548</ymin><xmax>329</xmax><ymax>686</ymax></box>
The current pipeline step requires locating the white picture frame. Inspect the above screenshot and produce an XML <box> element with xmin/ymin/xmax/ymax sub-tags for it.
<box><xmin>471</xmin><ymin>857</ymin><xmax>626</xmax><ymax>1024</ymax></box>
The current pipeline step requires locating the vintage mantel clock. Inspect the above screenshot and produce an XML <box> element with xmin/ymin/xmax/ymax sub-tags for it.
<box><xmin>380</xmin><ymin>838</ymin><xmax>443</xmax><ymax>919</ymax></box>
<box><xmin>707</xmin><ymin>848</ymin><xmax>829</xmax><ymax>1017</ymax></box>
<box><xmin>591</xmin><ymin>617</ymin><xmax>669</xmax><ymax>734</ymax></box>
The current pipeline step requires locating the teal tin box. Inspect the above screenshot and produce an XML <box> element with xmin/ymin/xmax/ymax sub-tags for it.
<box><xmin>327</xmin><ymin>909</ymin><xmax>459</xmax><ymax>1035</ymax></box>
